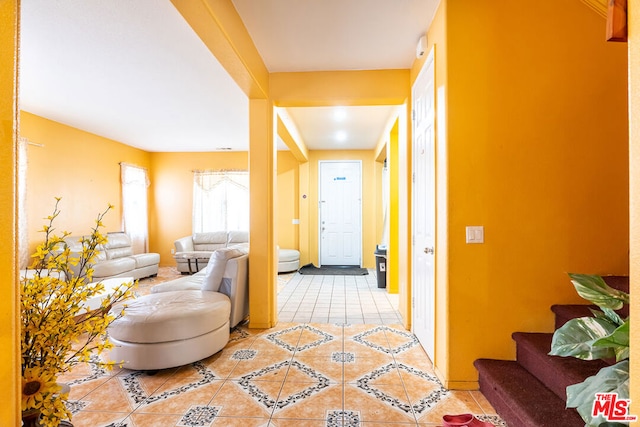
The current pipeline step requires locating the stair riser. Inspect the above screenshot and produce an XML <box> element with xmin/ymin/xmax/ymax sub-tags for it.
<box><xmin>513</xmin><ymin>332</ymin><xmax>609</xmax><ymax>402</ymax></box>
<box><xmin>478</xmin><ymin>375</ymin><xmax>527</xmax><ymax>427</ymax></box>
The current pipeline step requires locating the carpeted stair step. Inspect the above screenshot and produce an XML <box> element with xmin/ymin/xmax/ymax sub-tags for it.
<box><xmin>474</xmin><ymin>359</ymin><xmax>584</xmax><ymax>427</ymax></box>
<box><xmin>513</xmin><ymin>332</ymin><xmax>609</xmax><ymax>401</ymax></box>
<box><xmin>602</xmin><ymin>275</ymin><xmax>630</xmax><ymax>293</ymax></box>
<box><xmin>550</xmin><ymin>304</ymin><xmax>595</xmax><ymax>329</ymax></box>
<box><xmin>551</xmin><ymin>275</ymin><xmax>629</xmax><ymax>329</ymax></box>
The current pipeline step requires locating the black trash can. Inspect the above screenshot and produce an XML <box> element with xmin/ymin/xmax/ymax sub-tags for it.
<box><xmin>374</xmin><ymin>245</ymin><xmax>387</xmax><ymax>288</ymax></box>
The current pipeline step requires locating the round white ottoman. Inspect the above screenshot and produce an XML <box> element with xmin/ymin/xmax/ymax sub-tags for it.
<box><xmin>278</xmin><ymin>249</ymin><xmax>300</xmax><ymax>273</ymax></box>
<box><xmin>108</xmin><ymin>290</ymin><xmax>230</xmax><ymax>370</ymax></box>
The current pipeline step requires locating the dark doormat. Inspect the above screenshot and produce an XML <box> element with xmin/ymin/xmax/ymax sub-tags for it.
<box><xmin>298</xmin><ymin>263</ymin><xmax>369</xmax><ymax>276</ymax></box>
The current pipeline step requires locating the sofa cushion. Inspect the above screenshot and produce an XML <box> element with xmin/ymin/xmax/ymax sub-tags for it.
<box><xmin>132</xmin><ymin>253</ymin><xmax>161</xmax><ymax>269</ymax></box>
<box><xmin>107</xmin><ymin>246</ymin><xmax>134</xmax><ymax>259</ymax></box>
<box><xmin>228</xmin><ymin>242</ymin><xmax>249</xmax><ymax>254</ymax></box>
<box><xmin>108</xmin><ymin>290</ymin><xmax>230</xmax><ymax>343</ymax></box>
<box><xmin>104</xmin><ymin>232</ymin><xmax>134</xmax><ymax>259</ymax></box>
<box><xmin>92</xmin><ymin>257</ymin><xmax>136</xmax><ymax>278</ymax></box>
<box><xmin>202</xmin><ymin>248</ymin><xmax>244</xmax><ymax>292</ymax></box>
<box><xmin>279</xmin><ymin>249</ymin><xmax>300</xmax><ymax>263</ymax></box>
<box><xmin>193</xmin><ymin>231</ymin><xmax>228</xmax><ymax>251</ymax></box>
<box><xmin>227</xmin><ymin>230</ymin><xmax>248</xmax><ymax>245</ymax></box>
<box><xmin>63</xmin><ymin>236</ymin><xmax>107</xmax><ymax>261</ymax></box>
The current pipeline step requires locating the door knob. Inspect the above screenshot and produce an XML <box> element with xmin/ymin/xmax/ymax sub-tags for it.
<box><xmin>424</xmin><ymin>247</ymin><xmax>434</xmax><ymax>255</ymax></box>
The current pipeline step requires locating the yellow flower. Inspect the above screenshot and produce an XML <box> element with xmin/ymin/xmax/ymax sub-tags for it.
<box><xmin>21</xmin><ymin>367</ymin><xmax>59</xmax><ymax>411</ymax></box>
<box><xmin>21</xmin><ymin>199</ymin><xmax>134</xmax><ymax>425</ymax></box>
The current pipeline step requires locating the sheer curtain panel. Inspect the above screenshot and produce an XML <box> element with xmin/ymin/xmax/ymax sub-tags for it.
<box><xmin>120</xmin><ymin>163</ymin><xmax>149</xmax><ymax>253</ymax></box>
<box><xmin>193</xmin><ymin>170</ymin><xmax>249</xmax><ymax>233</ymax></box>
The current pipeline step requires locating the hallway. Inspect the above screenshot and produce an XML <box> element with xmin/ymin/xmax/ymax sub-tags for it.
<box><xmin>277</xmin><ymin>270</ymin><xmax>402</xmax><ymax>324</ymax></box>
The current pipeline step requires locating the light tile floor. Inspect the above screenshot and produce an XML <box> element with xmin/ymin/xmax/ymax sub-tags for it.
<box><xmin>277</xmin><ymin>270</ymin><xmax>402</xmax><ymax>325</ymax></box>
<box><xmin>61</xmin><ymin>270</ymin><xmax>506</xmax><ymax>427</ymax></box>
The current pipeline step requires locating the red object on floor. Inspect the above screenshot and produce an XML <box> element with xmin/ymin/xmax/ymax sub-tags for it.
<box><xmin>443</xmin><ymin>413</ymin><xmax>494</xmax><ymax>427</ymax></box>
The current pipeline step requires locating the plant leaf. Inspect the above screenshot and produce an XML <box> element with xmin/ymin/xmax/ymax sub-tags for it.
<box><xmin>593</xmin><ymin>321</ymin><xmax>630</xmax><ymax>362</ymax></box>
<box><xmin>569</xmin><ymin>274</ymin><xmax>629</xmax><ymax>310</ymax></box>
<box><xmin>549</xmin><ymin>316</ymin><xmax>618</xmax><ymax>360</ymax></box>
<box><xmin>566</xmin><ymin>360</ymin><xmax>629</xmax><ymax>427</ymax></box>
<box><xmin>591</xmin><ymin>307</ymin><xmax>625</xmax><ymax>327</ymax></box>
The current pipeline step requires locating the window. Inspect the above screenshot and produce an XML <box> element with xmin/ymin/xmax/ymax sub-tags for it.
<box><xmin>193</xmin><ymin>170</ymin><xmax>249</xmax><ymax>233</ymax></box>
<box><xmin>120</xmin><ymin>163</ymin><xmax>149</xmax><ymax>253</ymax></box>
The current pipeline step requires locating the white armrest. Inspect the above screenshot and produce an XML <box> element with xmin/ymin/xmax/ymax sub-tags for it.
<box><xmin>219</xmin><ymin>254</ymin><xmax>248</xmax><ymax>328</ymax></box>
<box><xmin>174</xmin><ymin>236</ymin><xmax>195</xmax><ymax>252</ymax></box>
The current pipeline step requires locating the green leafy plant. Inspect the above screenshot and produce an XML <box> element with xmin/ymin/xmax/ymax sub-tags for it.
<box><xmin>549</xmin><ymin>273</ymin><xmax>630</xmax><ymax>427</ymax></box>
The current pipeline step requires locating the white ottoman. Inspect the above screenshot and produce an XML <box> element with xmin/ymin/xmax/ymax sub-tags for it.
<box><xmin>278</xmin><ymin>249</ymin><xmax>300</xmax><ymax>273</ymax></box>
<box><xmin>108</xmin><ymin>290</ymin><xmax>230</xmax><ymax>370</ymax></box>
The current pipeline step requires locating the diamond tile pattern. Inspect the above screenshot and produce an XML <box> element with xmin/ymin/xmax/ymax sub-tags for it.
<box><xmin>61</xmin><ymin>270</ymin><xmax>505</xmax><ymax>426</ymax></box>
<box><xmin>64</xmin><ymin>323</ymin><xmax>505</xmax><ymax>426</ymax></box>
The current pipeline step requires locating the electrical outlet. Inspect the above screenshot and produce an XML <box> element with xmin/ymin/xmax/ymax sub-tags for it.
<box><xmin>170</xmin><ymin>248</ymin><xmax>175</xmax><ymax>254</ymax></box>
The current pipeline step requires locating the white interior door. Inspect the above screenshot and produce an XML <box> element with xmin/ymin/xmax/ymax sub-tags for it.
<box><xmin>319</xmin><ymin>161</ymin><xmax>362</xmax><ymax>266</ymax></box>
<box><xmin>412</xmin><ymin>50</ymin><xmax>436</xmax><ymax>360</ymax></box>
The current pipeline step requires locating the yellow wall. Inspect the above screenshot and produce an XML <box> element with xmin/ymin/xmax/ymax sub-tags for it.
<box><xmin>306</xmin><ymin>150</ymin><xmax>381</xmax><ymax>269</ymax></box>
<box><xmin>435</xmin><ymin>0</ymin><xmax>629</xmax><ymax>388</ymax></box>
<box><xmin>20</xmin><ymin>112</ymin><xmax>151</xmax><ymax>263</ymax></box>
<box><xmin>388</xmin><ymin>121</ymin><xmax>401</xmax><ymax>294</ymax></box>
<box><xmin>277</xmin><ymin>151</ymin><xmax>300</xmax><ymax>251</ymax></box>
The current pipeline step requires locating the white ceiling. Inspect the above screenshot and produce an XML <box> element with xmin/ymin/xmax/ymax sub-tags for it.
<box><xmin>19</xmin><ymin>0</ymin><xmax>439</xmax><ymax>153</ymax></box>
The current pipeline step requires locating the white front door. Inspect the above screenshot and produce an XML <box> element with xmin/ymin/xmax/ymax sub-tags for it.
<box><xmin>412</xmin><ymin>50</ymin><xmax>436</xmax><ymax>360</ymax></box>
<box><xmin>319</xmin><ymin>161</ymin><xmax>362</xmax><ymax>266</ymax></box>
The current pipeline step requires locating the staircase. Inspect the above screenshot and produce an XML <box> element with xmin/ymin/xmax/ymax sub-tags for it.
<box><xmin>474</xmin><ymin>276</ymin><xmax>629</xmax><ymax>427</ymax></box>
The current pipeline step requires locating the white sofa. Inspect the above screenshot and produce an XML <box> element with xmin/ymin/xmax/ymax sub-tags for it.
<box><xmin>64</xmin><ymin>232</ymin><xmax>159</xmax><ymax>281</ymax></box>
<box><xmin>108</xmin><ymin>247</ymin><xmax>248</xmax><ymax>370</ymax></box>
<box><xmin>173</xmin><ymin>231</ymin><xmax>248</xmax><ymax>273</ymax></box>
<box><xmin>174</xmin><ymin>230</ymin><xmax>301</xmax><ymax>274</ymax></box>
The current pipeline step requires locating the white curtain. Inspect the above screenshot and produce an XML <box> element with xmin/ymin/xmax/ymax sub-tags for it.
<box><xmin>120</xmin><ymin>163</ymin><xmax>149</xmax><ymax>253</ymax></box>
<box><xmin>18</xmin><ymin>137</ymin><xmax>29</xmax><ymax>268</ymax></box>
<box><xmin>193</xmin><ymin>170</ymin><xmax>249</xmax><ymax>233</ymax></box>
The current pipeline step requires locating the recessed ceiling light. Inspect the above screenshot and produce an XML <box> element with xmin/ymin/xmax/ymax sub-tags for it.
<box><xmin>335</xmin><ymin>130</ymin><xmax>347</xmax><ymax>142</ymax></box>
<box><xmin>333</xmin><ymin>107</ymin><xmax>347</xmax><ymax>122</ymax></box>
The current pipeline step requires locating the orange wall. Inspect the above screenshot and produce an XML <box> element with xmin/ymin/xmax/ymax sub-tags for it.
<box><xmin>18</xmin><ymin>113</ymin><xmax>323</xmax><ymax>270</ymax></box>
<box><xmin>149</xmin><ymin>151</ymin><xmax>248</xmax><ymax>266</ymax></box>
<box><xmin>628</xmin><ymin>0</ymin><xmax>639</xmax><ymax>411</ymax></box>
<box><xmin>149</xmin><ymin>150</ymin><xmax>300</xmax><ymax>267</ymax></box>
<box><xmin>0</xmin><ymin>1</ymin><xmax>20</xmax><ymax>422</ymax></box>
<box><xmin>438</xmin><ymin>0</ymin><xmax>629</xmax><ymax>388</ymax></box>
<box><xmin>20</xmin><ymin>112</ymin><xmax>151</xmax><ymax>265</ymax></box>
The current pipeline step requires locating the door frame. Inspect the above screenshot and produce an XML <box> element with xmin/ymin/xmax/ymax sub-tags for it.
<box><xmin>318</xmin><ymin>160</ymin><xmax>363</xmax><ymax>267</ymax></box>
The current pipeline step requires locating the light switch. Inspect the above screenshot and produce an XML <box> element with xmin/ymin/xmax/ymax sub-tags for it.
<box><xmin>466</xmin><ymin>226</ymin><xmax>484</xmax><ymax>244</ymax></box>
<box><xmin>292</xmin><ymin>218</ymin><xmax>300</xmax><ymax>224</ymax></box>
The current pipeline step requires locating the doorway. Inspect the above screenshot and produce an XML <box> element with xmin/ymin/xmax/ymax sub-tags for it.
<box><xmin>318</xmin><ymin>161</ymin><xmax>362</xmax><ymax>266</ymax></box>
<box><xmin>411</xmin><ymin>50</ymin><xmax>436</xmax><ymax>360</ymax></box>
